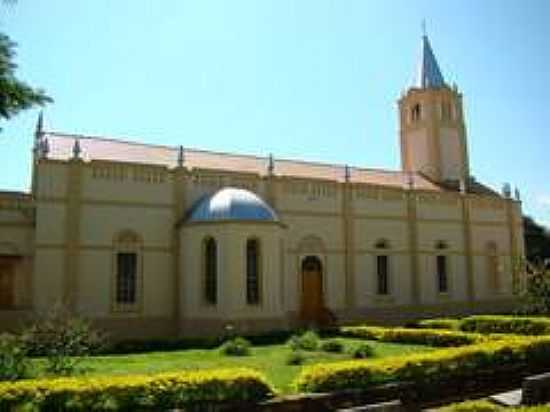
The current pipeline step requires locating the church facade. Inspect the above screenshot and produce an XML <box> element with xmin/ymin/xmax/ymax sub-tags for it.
<box><xmin>0</xmin><ymin>35</ymin><xmax>525</xmax><ymax>339</ymax></box>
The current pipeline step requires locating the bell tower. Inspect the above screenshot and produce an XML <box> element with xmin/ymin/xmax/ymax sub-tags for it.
<box><xmin>398</xmin><ymin>33</ymin><xmax>469</xmax><ymax>184</ymax></box>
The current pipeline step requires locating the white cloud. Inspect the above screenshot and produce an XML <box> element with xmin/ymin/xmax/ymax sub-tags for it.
<box><xmin>536</xmin><ymin>195</ymin><xmax>550</xmax><ymax>208</ymax></box>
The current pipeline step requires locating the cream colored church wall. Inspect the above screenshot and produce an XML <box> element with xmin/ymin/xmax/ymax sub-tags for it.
<box><xmin>418</xmin><ymin>252</ymin><xmax>467</xmax><ymax>304</ymax></box>
<box><xmin>180</xmin><ymin>223</ymin><xmax>283</xmax><ymax>320</ymax></box>
<box><xmin>439</xmin><ymin>128</ymin><xmax>462</xmax><ymax>181</ymax></box>
<box><xmin>79</xmin><ymin>204</ymin><xmax>173</xmax><ymax>248</ymax></box>
<box><xmin>352</xmin><ymin>189</ymin><xmax>407</xmax><ymax>217</ymax></box>
<box><xmin>35</xmin><ymin>203</ymin><xmax>66</xmax><ymax>244</ymax></box>
<box><xmin>354</xmin><ymin>253</ymin><xmax>412</xmax><ymax>307</ymax></box>
<box><xmin>81</xmin><ymin>163</ymin><xmax>173</xmax><ymax>205</ymax></box>
<box><xmin>35</xmin><ymin>161</ymin><xmax>68</xmax><ymax>199</ymax></box>
<box><xmin>32</xmin><ymin>249</ymin><xmax>64</xmax><ymax>309</ymax></box>
<box><xmin>416</xmin><ymin>195</ymin><xmax>461</xmax><ymax>221</ymax></box>
<box><xmin>276</xmin><ymin>180</ymin><xmax>341</xmax><ymax>214</ymax></box>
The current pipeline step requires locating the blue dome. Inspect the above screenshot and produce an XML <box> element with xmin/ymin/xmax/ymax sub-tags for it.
<box><xmin>188</xmin><ymin>187</ymin><xmax>279</xmax><ymax>223</ymax></box>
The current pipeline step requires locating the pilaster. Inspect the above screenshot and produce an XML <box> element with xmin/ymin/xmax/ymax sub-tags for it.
<box><xmin>406</xmin><ymin>191</ymin><xmax>420</xmax><ymax>303</ymax></box>
<box><xmin>172</xmin><ymin>167</ymin><xmax>187</xmax><ymax>327</ymax></box>
<box><xmin>342</xmin><ymin>180</ymin><xmax>355</xmax><ymax>310</ymax></box>
<box><xmin>461</xmin><ymin>195</ymin><xmax>475</xmax><ymax>301</ymax></box>
<box><xmin>63</xmin><ymin>159</ymin><xmax>83</xmax><ymax>309</ymax></box>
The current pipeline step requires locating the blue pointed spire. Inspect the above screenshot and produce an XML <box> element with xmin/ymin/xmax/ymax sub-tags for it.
<box><xmin>412</xmin><ymin>34</ymin><xmax>446</xmax><ymax>89</ymax></box>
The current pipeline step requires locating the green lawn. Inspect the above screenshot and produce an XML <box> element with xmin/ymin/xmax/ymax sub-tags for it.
<box><xmin>32</xmin><ymin>338</ymin><xmax>434</xmax><ymax>393</ymax></box>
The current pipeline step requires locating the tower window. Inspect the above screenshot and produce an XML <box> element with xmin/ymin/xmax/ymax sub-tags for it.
<box><xmin>246</xmin><ymin>238</ymin><xmax>261</xmax><ymax>305</ymax></box>
<box><xmin>411</xmin><ymin>103</ymin><xmax>422</xmax><ymax>122</ymax></box>
<box><xmin>204</xmin><ymin>237</ymin><xmax>217</xmax><ymax>305</ymax></box>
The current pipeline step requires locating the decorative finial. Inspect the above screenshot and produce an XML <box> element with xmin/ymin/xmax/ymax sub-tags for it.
<box><xmin>421</xmin><ymin>19</ymin><xmax>427</xmax><ymax>37</ymax></box>
<box><xmin>267</xmin><ymin>153</ymin><xmax>274</xmax><ymax>175</ymax></box>
<box><xmin>344</xmin><ymin>165</ymin><xmax>351</xmax><ymax>183</ymax></box>
<box><xmin>177</xmin><ymin>145</ymin><xmax>185</xmax><ymax>167</ymax></box>
<box><xmin>514</xmin><ymin>188</ymin><xmax>521</xmax><ymax>201</ymax></box>
<box><xmin>502</xmin><ymin>183</ymin><xmax>511</xmax><ymax>198</ymax></box>
<box><xmin>35</xmin><ymin>111</ymin><xmax>44</xmax><ymax>140</ymax></box>
<box><xmin>72</xmin><ymin>138</ymin><xmax>81</xmax><ymax>159</ymax></box>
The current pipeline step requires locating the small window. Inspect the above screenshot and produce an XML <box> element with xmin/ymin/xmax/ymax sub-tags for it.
<box><xmin>437</xmin><ymin>255</ymin><xmax>448</xmax><ymax>293</ymax></box>
<box><xmin>376</xmin><ymin>255</ymin><xmax>389</xmax><ymax>295</ymax></box>
<box><xmin>204</xmin><ymin>237</ymin><xmax>217</xmax><ymax>305</ymax></box>
<box><xmin>116</xmin><ymin>252</ymin><xmax>137</xmax><ymax>304</ymax></box>
<box><xmin>246</xmin><ymin>239</ymin><xmax>260</xmax><ymax>305</ymax></box>
<box><xmin>411</xmin><ymin>103</ymin><xmax>422</xmax><ymax>122</ymax></box>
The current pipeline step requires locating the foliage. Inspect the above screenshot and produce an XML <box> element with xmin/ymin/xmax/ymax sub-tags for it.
<box><xmin>520</xmin><ymin>262</ymin><xmax>550</xmax><ymax>315</ymax></box>
<box><xmin>286</xmin><ymin>351</ymin><xmax>306</xmax><ymax>365</ymax></box>
<box><xmin>0</xmin><ymin>368</ymin><xmax>274</xmax><ymax>410</ymax></box>
<box><xmin>439</xmin><ymin>400</ymin><xmax>550</xmax><ymax>412</ymax></box>
<box><xmin>524</xmin><ymin>215</ymin><xmax>550</xmax><ymax>264</ymax></box>
<box><xmin>351</xmin><ymin>343</ymin><xmax>374</xmax><ymax>359</ymax></box>
<box><xmin>340</xmin><ymin>326</ymin><xmax>485</xmax><ymax>347</ymax></box>
<box><xmin>294</xmin><ymin>335</ymin><xmax>550</xmax><ymax>393</ymax></box>
<box><xmin>459</xmin><ymin>315</ymin><xmax>550</xmax><ymax>335</ymax></box>
<box><xmin>21</xmin><ymin>304</ymin><xmax>105</xmax><ymax>376</ymax></box>
<box><xmin>416</xmin><ymin>318</ymin><xmax>460</xmax><ymax>330</ymax></box>
<box><xmin>287</xmin><ymin>331</ymin><xmax>320</xmax><ymax>352</ymax></box>
<box><xmin>0</xmin><ymin>33</ymin><xmax>51</xmax><ymax>128</ymax></box>
<box><xmin>320</xmin><ymin>339</ymin><xmax>344</xmax><ymax>353</ymax></box>
<box><xmin>219</xmin><ymin>337</ymin><xmax>252</xmax><ymax>357</ymax></box>
<box><xmin>0</xmin><ymin>334</ymin><xmax>29</xmax><ymax>381</ymax></box>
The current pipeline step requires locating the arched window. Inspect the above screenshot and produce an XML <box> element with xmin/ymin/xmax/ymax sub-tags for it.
<box><xmin>375</xmin><ymin>239</ymin><xmax>390</xmax><ymax>295</ymax></box>
<box><xmin>435</xmin><ymin>241</ymin><xmax>449</xmax><ymax>293</ymax></box>
<box><xmin>486</xmin><ymin>242</ymin><xmax>500</xmax><ymax>291</ymax></box>
<box><xmin>113</xmin><ymin>230</ymin><xmax>142</xmax><ymax>312</ymax></box>
<box><xmin>204</xmin><ymin>237</ymin><xmax>217</xmax><ymax>305</ymax></box>
<box><xmin>411</xmin><ymin>103</ymin><xmax>422</xmax><ymax>122</ymax></box>
<box><xmin>246</xmin><ymin>238</ymin><xmax>261</xmax><ymax>305</ymax></box>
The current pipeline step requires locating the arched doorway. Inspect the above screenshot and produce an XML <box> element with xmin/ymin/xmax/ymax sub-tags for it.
<box><xmin>300</xmin><ymin>255</ymin><xmax>324</xmax><ymax>325</ymax></box>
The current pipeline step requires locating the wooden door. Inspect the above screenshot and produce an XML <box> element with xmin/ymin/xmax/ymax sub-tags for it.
<box><xmin>300</xmin><ymin>256</ymin><xmax>323</xmax><ymax>324</ymax></box>
<box><xmin>0</xmin><ymin>260</ymin><xmax>14</xmax><ymax>309</ymax></box>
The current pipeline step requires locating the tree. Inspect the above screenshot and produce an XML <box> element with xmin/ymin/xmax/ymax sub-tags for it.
<box><xmin>0</xmin><ymin>32</ymin><xmax>52</xmax><ymax>128</ymax></box>
<box><xmin>524</xmin><ymin>216</ymin><xmax>550</xmax><ymax>264</ymax></box>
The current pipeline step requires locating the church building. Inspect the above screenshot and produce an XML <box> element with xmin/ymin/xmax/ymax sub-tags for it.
<box><xmin>0</xmin><ymin>35</ymin><xmax>525</xmax><ymax>339</ymax></box>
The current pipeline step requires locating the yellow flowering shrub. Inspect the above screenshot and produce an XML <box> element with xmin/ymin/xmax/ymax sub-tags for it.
<box><xmin>459</xmin><ymin>315</ymin><xmax>550</xmax><ymax>335</ymax></box>
<box><xmin>294</xmin><ymin>336</ymin><xmax>550</xmax><ymax>393</ymax></box>
<box><xmin>0</xmin><ymin>368</ymin><xmax>274</xmax><ymax>410</ymax></box>
<box><xmin>340</xmin><ymin>326</ymin><xmax>488</xmax><ymax>347</ymax></box>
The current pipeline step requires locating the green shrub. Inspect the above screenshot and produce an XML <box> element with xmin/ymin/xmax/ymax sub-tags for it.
<box><xmin>438</xmin><ymin>399</ymin><xmax>550</xmax><ymax>412</ymax></box>
<box><xmin>286</xmin><ymin>351</ymin><xmax>306</xmax><ymax>365</ymax></box>
<box><xmin>0</xmin><ymin>334</ymin><xmax>29</xmax><ymax>381</ymax></box>
<box><xmin>320</xmin><ymin>339</ymin><xmax>344</xmax><ymax>353</ymax></box>
<box><xmin>352</xmin><ymin>343</ymin><xmax>374</xmax><ymax>359</ymax></box>
<box><xmin>219</xmin><ymin>337</ymin><xmax>251</xmax><ymax>356</ymax></box>
<box><xmin>340</xmin><ymin>326</ymin><xmax>484</xmax><ymax>347</ymax></box>
<box><xmin>287</xmin><ymin>331</ymin><xmax>320</xmax><ymax>351</ymax></box>
<box><xmin>21</xmin><ymin>304</ymin><xmax>104</xmax><ymax>376</ymax></box>
<box><xmin>0</xmin><ymin>368</ymin><xmax>274</xmax><ymax>410</ymax></box>
<box><xmin>459</xmin><ymin>315</ymin><xmax>550</xmax><ymax>336</ymax></box>
<box><xmin>294</xmin><ymin>335</ymin><xmax>550</xmax><ymax>393</ymax></box>
<box><xmin>416</xmin><ymin>318</ymin><xmax>460</xmax><ymax>330</ymax></box>
<box><xmin>438</xmin><ymin>400</ymin><xmax>502</xmax><ymax>412</ymax></box>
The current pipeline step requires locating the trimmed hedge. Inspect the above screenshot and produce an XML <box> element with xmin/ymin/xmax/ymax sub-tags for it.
<box><xmin>294</xmin><ymin>336</ymin><xmax>550</xmax><ymax>393</ymax></box>
<box><xmin>459</xmin><ymin>315</ymin><xmax>550</xmax><ymax>336</ymax></box>
<box><xmin>416</xmin><ymin>318</ymin><xmax>460</xmax><ymax>330</ymax></box>
<box><xmin>340</xmin><ymin>326</ymin><xmax>486</xmax><ymax>347</ymax></box>
<box><xmin>439</xmin><ymin>400</ymin><xmax>550</xmax><ymax>412</ymax></box>
<box><xmin>0</xmin><ymin>368</ymin><xmax>274</xmax><ymax>410</ymax></box>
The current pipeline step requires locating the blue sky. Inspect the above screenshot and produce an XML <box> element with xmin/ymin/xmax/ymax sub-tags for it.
<box><xmin>1</xmin><ymin>0</ymin><xmax>549</xmax><ymax>227</ymax></box>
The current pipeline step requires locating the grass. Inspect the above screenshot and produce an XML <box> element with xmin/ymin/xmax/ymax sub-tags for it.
<box><xmin>30</xmin><ymin>337</ymin><xmax>434</xmax><ymax>393</ymax></box>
